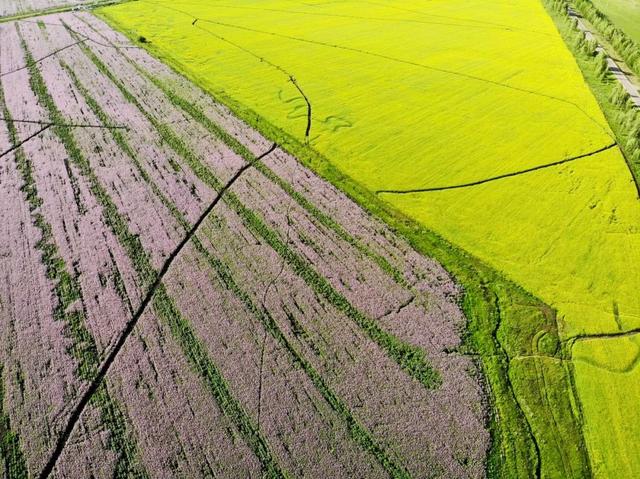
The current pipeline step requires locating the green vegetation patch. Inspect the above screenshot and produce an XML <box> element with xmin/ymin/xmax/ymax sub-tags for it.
<box><xmin>0</xmin><ymin>365</ymin><xmax>28</xmax><ymax>479</ymax></box>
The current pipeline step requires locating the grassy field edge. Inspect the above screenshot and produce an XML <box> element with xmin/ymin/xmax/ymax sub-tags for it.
<box><xmin>542</xmin><ymin>0</ymin><xmax>640</xmax><ymax>187</ymax></box>
<box><xmin>96</xmin><ymin>7</ymin><xmax>593</xmax><ymax>478</ymax></box>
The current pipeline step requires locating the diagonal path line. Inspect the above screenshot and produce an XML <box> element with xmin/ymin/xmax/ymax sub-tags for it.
<box><xmin>0</xmin><ymin>39</ymin><xmax>86</xmax><ymax>78</ymax></box>
<box><xmin>376</xmin><ymin>142</ymin><xmax>617</xmax><ymax>194</ymax></box>
<box><xmin>0</xmin><ymin>123</ymin><xmax>51</xmax><ymax>159</ymax></box>
<box><xmin>140</xmin><ymin>0</ymin><xmax>612</xmax><ymax>138</ymax></box>
<box><xmin>38</xmin><ymin>141</ymin><xmax>278</xmax><ymax>479</ymax></box>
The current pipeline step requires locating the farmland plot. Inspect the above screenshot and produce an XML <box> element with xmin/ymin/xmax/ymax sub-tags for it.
<box><xmin>0</xmin><ymin>13</ymin><xmax>490</xmax><ymax>478</ymax></box>
<box><xmin>97</xmin><ymin>0</ymin><xmax>640</xmax><ymax>477</ymax></box>
<box><xmin>590</xmin><ymin>0</ymin><xmax>640</xmax><ymax>43</ymax></box>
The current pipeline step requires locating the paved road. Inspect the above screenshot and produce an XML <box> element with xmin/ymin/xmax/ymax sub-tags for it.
<box><xmin>569</xmin><ymin>6</ymin><xmax>640</xmax><ymax>107</ymax></box>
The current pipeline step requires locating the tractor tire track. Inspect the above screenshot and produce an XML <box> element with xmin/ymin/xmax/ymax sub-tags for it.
<box><xmin>376</xmin><ymin>142</ymin><xmax>617</xmax><ymax>194</ymax></box>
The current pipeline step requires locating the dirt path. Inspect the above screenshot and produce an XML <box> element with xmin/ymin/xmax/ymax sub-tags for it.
<box><xmin>569</xmin><ymin>6</ymin><xmax>640</xmax><ymax>107</ymax></box>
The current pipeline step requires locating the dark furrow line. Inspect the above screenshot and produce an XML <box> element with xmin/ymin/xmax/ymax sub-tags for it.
<box><xmin>290</xmin><ymin>77</ymin><xmax>312</xmax><ymax>141</ymax></box>
<box><xmin>89</xmin><ymin>7</ymin><xmax>407</xmax><ymax>286</ymax></box>
<box><xmin>56</xmin><ymin>45</ymin><xmax>287</xmax><ymax>477</ymax></box>
<box><xmin>125</xmin><ymin>63</ymin><xmax>406</xmax><ymax>285</ymax></box>
<box><xmin>15</xmin><ymin>24</ymin><xmax>149</xmax><ymax>479</ymax></box>
<box><xmin>2</xmin><ymin>30</ymin><xmax>148</xmax><ymax>479</ymax></box>
<box><xmin>567</xmin><ymin>326</ymin><xmax>640</xmax><ymax>342</ymax></box>
<box><xmin>141</xmin><ymin>0</ymin><xmax>612</xmax><ymax>136</ymax></box>
<box><xmin>99</xmin><ymin>26</ymin><xmax>441</xmax><ymax>388</ymax></box>
<box><xmin>192</xmin><ymin>22</ymin><xmax>313</xmax><ymax>141</ymax></box>
<box><xmin>0</xmin><ymin>116</ymin><xmax>128</xmax><ymax>129</ymax></box>
<box><xmin>68</xmin><ymin>35</ymin><xmax>411</xmax><ymax>477</ymax></box>
<box><xmin>0</xmin><ymin>123</ymin><xmax>51</xmax><ymax>159</ymax></box>
<box><xmin>376</xmin><ymin>142</ymin><xmax>617</xmax><ymax>194</ymax></box>
<box><xmin>38</xmin><ymin>141</ymin><xmax>277</xmax><ymax>479</ymax></box>
<box><xmin>0</xmin><ymin>38</ymin><xmax>86</xmax><ymax>78</ymax></box>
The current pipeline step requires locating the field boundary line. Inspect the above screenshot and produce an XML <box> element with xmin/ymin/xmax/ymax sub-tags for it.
<box><xmin>376</xmin><ymin>142</ymin><xmax>617</xmax><ymax>194</ymax></box>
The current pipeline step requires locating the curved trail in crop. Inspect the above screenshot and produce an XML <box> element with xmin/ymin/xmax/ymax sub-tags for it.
<box><xmin>376</xmin><ymin>142</ymin><xmax>617</xmax><ymax>194</ymax></box>
<box><xmin>139</xmin><ymin>0</ymin><xmax>612</xmax><ymax>138</ymax></box>
<box><xmin>37</xmin><ymin>142</ymin><xmax>277</xmax><ymax>479</ymax></box>
<box><xmin>192</xmin><ymin>22</ymin><xmax>312</xmax><ymax>142</ymax></box>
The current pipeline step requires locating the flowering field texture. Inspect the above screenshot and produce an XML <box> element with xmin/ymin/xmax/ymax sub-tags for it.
<box><xmin>99</xmin><ymin>0</ymin><xmax>640</xmax><ymax>478</ymax></box>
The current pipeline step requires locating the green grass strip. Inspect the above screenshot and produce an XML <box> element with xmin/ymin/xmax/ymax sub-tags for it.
<box><xmin>196</xmin><ymin>246</ymin><xmax>412</xmax><ymax>479</ymax></box>
<box><xmin>73</xmin><ymin>37</ymin><xmax>439</xmax><ymax>389</ymax></box>
<box><xmin>38</xmin><ymin>34</ymin><xmax>286</xmax><ymax>478</ymax></box>
<box><xmin>68</xmin><ymin>39</ymin><xmax>412</xmax><ymax>476</ymax></box>
<box><xmin>0</xmin><ymin>365</ymin><xmax>28</xmax><ymax>479</ymax></box>
<box><xmin>17</xmin><ymin>25</ymin><xmax>150</xmax><ymax>479</ymax></box>
<box><xmin>60</xmin><ymin>62</ymin><xmax>191</xmax><ymax>232</ymax></box>
<box><xmin>151</xmin><ymin>286</ymin><xmax>286</xmax><ymax>479</ymax></box>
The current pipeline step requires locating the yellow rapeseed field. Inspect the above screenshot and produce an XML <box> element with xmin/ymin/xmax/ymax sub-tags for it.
<box><xmin>101</xmin><ymin>0</ymin><xmax>640</xmax><ymax>476</ymax></box>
